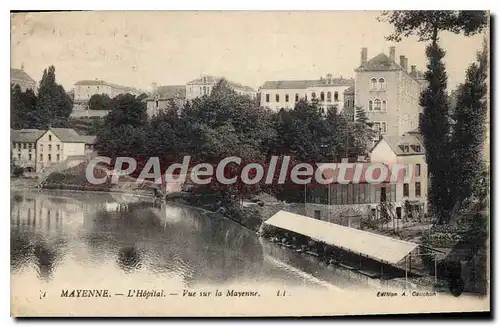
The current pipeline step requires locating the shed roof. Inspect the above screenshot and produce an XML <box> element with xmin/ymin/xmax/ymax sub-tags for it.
<box><xmin>264</xmin><ymin>211</ymin><xmax>419</xmax><ymax>265</ymax></box>
<box><xmin>11</xmin><ymin>129</ymin><xmax>45</xmax><ymax>143</ymax></box>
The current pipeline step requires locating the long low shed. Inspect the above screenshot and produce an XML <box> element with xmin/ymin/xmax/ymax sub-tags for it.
<box><xmin>263</xmin><ymin>211</ymin><xmax>420</xmax><ymax>265</ymax></box>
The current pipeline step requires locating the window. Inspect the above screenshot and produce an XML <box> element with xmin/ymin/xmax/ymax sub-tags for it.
<box><xmin>49</xmin><ymin>135</ymin><xmax>52</xmax><ymax>141</ymax></box>
<box><xmin>28</xmin><ymin>154</ymin><xmax>32</xmax><ymax>161</ymax></box>
<box><xmin>381</xmin><ymin>122</ymin><xmax>387</xmax><ymax>133</ymax></box>
<box><xmin>403</xmin><ymin>183</ymin><xmax>409</xmax><ymax>197</ymax></box>
<box><xmin>416</xmin><ymin>164</ymin><xmax>421</xmax><ymax>177</ymax></box>
<box><xmin>48</xmin><ymin>154</ymin><xmax>51</xmax><ymax>162</ymax></box>
<box><xmin>368</xmin><ymin>100</ymin><xmax>373</xmax><ymax>111</ymax></box>
<box><xmin>320</xmin><ymin>92</ymin><xmax>325</xmax><ymax>101</ymax></box>
<box><xmin>295</xmin><ymin>93</ymin><xmax>299</xmax><ymax>102</ymax></box>
<box><xmin>265</xmin><ymin>94</ymin><xmax>270</xmax><ymax>102</ymax></box>
<box><xmin>28</xmin><ymin>143</ymin><xmax>32</xmax><ymax>149</ymax></box>
<box><xmin>203</xmin><ymin>86</ymin><xmax>207</xmax><ymax>95</ymax></box>
<box><xmin>415</xmin><ymin>182</ymin><xmax>421</xmax><ymax>197</ymax></box>
<box><xmin>378</xmin><ymin>78</ymin><xmax>385</xmax><ymax>90</ymax></box>
<box><xmin>48</xmin><ymin>144</ymin><xmax>52</xmax><ymax>151</ymax></box>
<box><xmin>40</xmin><ymin>144</ymin><xmax>43</xmax><ymax>151</ymax></box>
<box><xmin>276</xmin><ymin>94</ymin><xmax>280</xmax><ymax>102</ymax></box>
<box><xmin>403</xmin><ymin>145</ymin><xmax>410</xmax><ymax>152</ymax></box>
<box><xmin>17</xmin><ymin>153</ymin><xmax>21</xmax><ymax>160</ymax></box>
<box><xmin>370</xmin><ymin>78</ymin><xmax>377</xmax><ymax>90</ymax></box>
<box><xmin>314</xmin><ymin>210</ymin><xmax>321</xmax><ymax>220</ymax></box>
<box><xmin>382</xmin><ymin>100</ymin><xmax>387</xmax><ymax>111</ymax></box>
<box><xmin>40</xmin><ymin>154</ymin><xmax>43</xmax><ymax>161</ymax></box>
<box><xmin>285</xmin><ymin>94</ymin><xmax>289</xmax><ymax>102</ymax></box>
<box><xmin>327</xmin><ymin>91</ymin><xmax>332</xmax><ymax>102</ymax></box>
<box><xmin>311</xmin><ymin>92</ymin><xmax>316</xmax><ymax>99</ymax></box>
<box><xmin>374</xmin><ymin>99</ymin><xmax>381</xmax><ymax>110</ymax></box>
<box><xmin>57</xmin><ymin>154</ymin><xmax>60</xmax><ymax>162</ymax></box>
<box><xmin>334</xmin><ymin>91</ymin><xmax>339</xmax><ymax>102</ymax></box>
<box><xmin>373</xmin><ymin>122</ymin><xmax>381</xmax><ymax>133</ymax></box>
<box><xmin>23</xmin><ymin>143</ymin><xmax>26</xmax><ymax>149</ymax></box>
<box><xmin>203</xmin><ymin>77</ymin><xmax>207</xmax><ymax>83</ymax></box>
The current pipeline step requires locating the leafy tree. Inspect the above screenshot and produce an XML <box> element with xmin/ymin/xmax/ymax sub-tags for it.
<box><xmin>348</xmin><ymin>106</ymin><xmax>375</xmax><ymax>158</ymax></box>
<box><xmin>11</xmin><ymin>84</ymin><xmax>37</xmax><ymax>129</ymax></box>
<box><xmin>104</xmin><ymin>93</ymin><xmax>148</xmax><ymax>128</ymax></box>
<box><xmin>381</xmin><ymin>10</ymin><xmax>488</xmax><ymax>224</ymax></box>
<box><xmin>450</xmin><ymin>41</ymin><xmax>488</xmax><ymax>210</ymax></box>
<box><xmin>88</xmin><ymin>94</ymin><xmax>111</xmax><ymax>110</ymax></box>
<box><xmin>36</xmin><ymin>65</ymin><xmax>73</xmax><ymax>128</ymax></box>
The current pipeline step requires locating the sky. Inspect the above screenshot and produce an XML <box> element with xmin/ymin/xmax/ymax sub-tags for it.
<box><xmin>11</xmin><ymin>11</ymin><xmax>486</xmax><ymax>93</ymax></box>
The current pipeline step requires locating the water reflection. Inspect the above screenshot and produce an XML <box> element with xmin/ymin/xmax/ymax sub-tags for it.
<box><xmin>11</xmin><ymin>190</ymin><xmax>370</xmax><ymax>291</ymax></box>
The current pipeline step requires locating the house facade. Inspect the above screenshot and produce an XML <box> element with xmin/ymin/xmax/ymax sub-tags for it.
<box><xmin>73</xmin><ymin>80</ymin><xmax>142</xmax><ymax>105</ymax></box>
<box><xmin>11</xmin><ymin>67</ymin><xmax>37</xmax><ymax>93</ymax></box>
<box><xmin>304</xmin><ymin>133</ymin><xmax>427</xmax><ymax>229</ymax></box>
<box><xmin>354</xmin><ymin>46</ymin><xmax>426</xmax><ymax>144</ymax></box>
<box><xmin>259</xmin><ymin>74</ymin><xmax>354</xmax><ymax>113</ymax></box>
<box><xmin>11</xmin><ymin>129</ymin><xmax>45</xmax><ymax>173</ymax></box>
<box><xmin>145</xmin><ymin>85</ymin><xmax>187</xmax><ymax>117</ymax></box>
<box><xmin>11</xmin><ymin>128</ymin><xmax>96</xmax><ymax>173</ymax></box>
<box><xmin>185</xmin><ymin>75</ymin><xmax>257</xmax><ymax>100</ymax></box>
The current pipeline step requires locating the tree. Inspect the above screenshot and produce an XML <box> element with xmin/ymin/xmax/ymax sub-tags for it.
<box><xmin>36</xmin><ymin>65</ymin><xmax>73</xmax><ymax>128</ymax></box>
<box><xmin>88</xmin><ymin>94</ymin><xmax>111</xmax><ymax>110</ymax></box>
<box><xmin>348</xmin><ymin>106</ymin><xmax>375</xmax><ymax>158</ymax></box>
<box><xmin>450</xmin><ymin>41</ymin><xmax>488</xmax><ymax>210</ymax></box>
<box><xmin>11</xmin><ymin>84</ymin><xmax>37</xmax><ymax>129</ymax></box>
<box><xmin>381</xmin><ymin>10</ymin><xmax>488</xmax><ymax>224</ymax></box>
<box><xmin>104</xmin><ymin>93</ymin><xmax>148</xmax><ymax>128</ymax></box>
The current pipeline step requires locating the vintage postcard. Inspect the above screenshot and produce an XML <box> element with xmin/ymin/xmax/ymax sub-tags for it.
<box><xmin>10</xmin><ymin>11</ymin><xmax>490</xmax><ymax>317</ymax></box>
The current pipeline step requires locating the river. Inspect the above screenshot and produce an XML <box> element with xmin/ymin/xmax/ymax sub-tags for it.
<box><xmin>11</xmin><ymin>190</ymin><xmax>384</xmax><ymax>315</ymax></box>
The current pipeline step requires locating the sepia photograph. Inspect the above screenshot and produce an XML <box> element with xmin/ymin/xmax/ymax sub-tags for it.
<box><xmin>9</xmin><ymin>10</ymin><xmax>490</xmax><ymax>317</ymax></box>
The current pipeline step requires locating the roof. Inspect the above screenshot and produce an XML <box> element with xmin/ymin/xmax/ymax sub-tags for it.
<box><xmin>261</xmin><ymin>77</ymin><xmax>354</xmax><ymax>90</ymax></box>
<box><xmin>343</xmin><ymin>85</ymin><xmax>355</xmax><ymax>94</ymax></box>
<box><xmin>186</xmin><ymin>75</ymin><xmax>256</xmax><ymax>92</ymax></box>
<box><xmin>78</xmin><ymin>135</ymin><xmax>97</xmax><ymax>144</ymax></box>
<box><xmin>372</xmin><ymin>135</ymin><xmax>425</xmax><ymax>156</ymax></box>
<box><xmin>356</xmin><ymin>53</ymin><xmax>402</xmax><ymax>72</ymax></box>
<box><xmin>11</xmin><ymin>68</ymin><xmax>36</xmax><ymax>83</ymax></box>
<box><xmin>145</xmin><ymin>85</ymin><xmax>186</xmax><ymax>101</ymax></box>
<box><xmin>50</xmin><ymin>128</ymin><xmax>96</xmax><ymax>143</ymax></box>
<box><xmin>264</xmin><ymin>211</ymin><xmax>419</xmax><ymax>265</ymax></box>
<box><xmin>74</xmin><ymin>80</ymin><xmax>140</xmax><ymax>93</ymax></box>
<box><xmin>11</xmin><ymin>129</ymin><xmax>45</xmax><ymax>143</ymax></box>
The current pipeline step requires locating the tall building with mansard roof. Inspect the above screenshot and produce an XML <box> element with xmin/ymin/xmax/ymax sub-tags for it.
<box><xmin>354</xmin><ymin>46</ymin><xmax>426</xmax><ymax>144</ymax></box>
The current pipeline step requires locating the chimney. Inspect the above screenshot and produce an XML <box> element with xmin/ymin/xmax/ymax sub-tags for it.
<box><xmin>389</xmin><ymin>46</ymin><xmax>395</xmax><ymax>62</ymax></box>
<box><xmin>411</xmin><ymin>65</ymin><xmax>416</xmax><ymax>77</ymax></box>
<box><xmin>361</xmin><ymin>47</ymin><xmax>368</xmax><ymax>66</ymax></box>
<box><xmin>399</xmin><ymin>55</ymin><xmax>407</xmax><ymax>72</ymax></box>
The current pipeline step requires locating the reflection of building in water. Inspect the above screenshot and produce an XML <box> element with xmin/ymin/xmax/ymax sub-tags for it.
<box><xmin>12</xmin><ymin>193</ymin><xmax>85</xmax><ymax>233</ymax></box>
